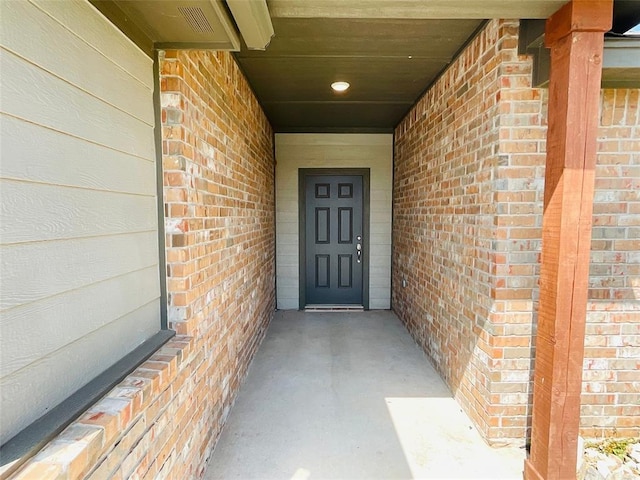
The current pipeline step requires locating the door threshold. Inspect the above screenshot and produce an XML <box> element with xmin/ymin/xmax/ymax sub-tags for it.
<box><xmin>304</xmin><ymin>305</ymin><xmax>365</xmax><ymax>312</ymax></box>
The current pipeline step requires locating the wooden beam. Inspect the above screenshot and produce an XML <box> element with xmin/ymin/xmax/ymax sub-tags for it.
<box><xmin>524</xmin><ymin>1</ymin><xmax>613</xmax><ymax>480</ymax></box>
<box><xmin>267</xmin><ymin>0</ymin><xmax>567</xmax><ymax>19</ymax></box>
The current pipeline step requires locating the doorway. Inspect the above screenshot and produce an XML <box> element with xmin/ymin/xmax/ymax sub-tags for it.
<box><xmin>299</xmin><ymin>168</ymin><xmax>370</xmax><ymax>309</ymax></box>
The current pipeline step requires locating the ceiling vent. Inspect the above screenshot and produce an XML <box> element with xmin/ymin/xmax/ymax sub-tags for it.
<box><xmin>178</xmin><ymin>6</ymin><xmax>215</xmax><ymax>33</ymax></box>
<box><xmin>103</xmin><ymin>0</ymin><xmax>240</xmax><ymax>50</ymax></box>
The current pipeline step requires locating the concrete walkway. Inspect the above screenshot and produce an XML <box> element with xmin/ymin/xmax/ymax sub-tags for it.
<box><xmin>204</xmin><ymin>310</ymin><xmax>525</xmax><ymax>479</ymax></box>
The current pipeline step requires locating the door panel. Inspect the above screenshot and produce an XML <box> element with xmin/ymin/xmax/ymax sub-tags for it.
<box><xmin>338</xmin><ymin>208</ymin><xmax>353</xmax><ymax>243</ymax></box>
<box><xmin>304</xmin><ymin>174</ymin><xmax>364</xmax><ymax>305</ymax></box>
<box><xmin>315</xmin><ymin>208</ymin><xmax>330</xmax><ymax>243</ymax></box>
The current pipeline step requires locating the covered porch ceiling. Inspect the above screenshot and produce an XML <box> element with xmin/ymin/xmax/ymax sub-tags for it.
<box><xmin>93</xmin><ymin>0</ymin><xmax>640</xmax><ymax>133</ymax></box>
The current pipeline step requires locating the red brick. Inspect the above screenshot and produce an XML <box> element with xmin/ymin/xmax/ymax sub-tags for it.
<box><xmin>394</xmin><ymin>18</ymin><xmax>638</xmax><ymax>445</ymax></box>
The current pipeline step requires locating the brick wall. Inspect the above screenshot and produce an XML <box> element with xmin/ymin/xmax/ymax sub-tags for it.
<box><xmin>10</xmin><ymin>50</ymin><xmax>275</xmax><ymax>479</ymax></box>
<box><xmin>493</xmin><ymin>37</ymin><xmax>640</xmax><ymax>441</ymax></box>
<box><xmin>159</xmin><ymin>48</ymin><xmax>276</xmax><ymax>470</ymax></box>
<box><xmin>575</xmin><ymin>89</ymin><xmax>639</xmax><ymax>439</ymax></box>
<box><xmin>490</xmin><ymin>23</ymin><xmax>546</xmax><ymax>444</ymax></box>
<box><xmin>393</xmin><ymin>19</ymin><xmax>639</xmax><ymax>445</ymax></box>
<box><xmin>393</xmin><ymin>19</ymin><xmax>504</xmax><ymax>441</ymax></box>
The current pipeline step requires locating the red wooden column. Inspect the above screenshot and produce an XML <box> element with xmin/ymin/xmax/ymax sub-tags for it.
<box><xmin>524</xmin><ymin>1</ymin><xmax>612</xmax><ymax>479</ymax></box>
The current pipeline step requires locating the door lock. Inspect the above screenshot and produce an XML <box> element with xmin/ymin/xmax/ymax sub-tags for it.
<box><xmin>356</xmin><ymin>235</ymin><xmax>362</xmax><ymax>263</ymax></box>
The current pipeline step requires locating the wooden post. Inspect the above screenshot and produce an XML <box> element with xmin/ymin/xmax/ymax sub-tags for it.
<box><xmin>524</xmin><ymin>1</ymin><xmax>612</xmax><ymax>480</ymax></box>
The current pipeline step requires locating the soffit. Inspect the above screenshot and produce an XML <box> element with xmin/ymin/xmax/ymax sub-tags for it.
<box><xmin>235</xmin><ymin>0</ymin><xmax>567</xmax><ymax>133</ymax></box>
<box><xmin>267</xmin><ymin>0</ymin><xmax>568</xmax><ymax>19</ymax></box>
<box><xmin>235</xmin><ymin>17</ymin><xmax>482</xmax><ymax>132</ymax></box>
<box><xmin>92</xmin><ymin>1</ymin><xmax>638</xmax><ymax>133</ymax></box>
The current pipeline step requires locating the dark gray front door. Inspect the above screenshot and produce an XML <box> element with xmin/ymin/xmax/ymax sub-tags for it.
<box><xmin>303</xmin><ymin>174</ymin><xmax>364</xmax><ymax>306</ymax></box>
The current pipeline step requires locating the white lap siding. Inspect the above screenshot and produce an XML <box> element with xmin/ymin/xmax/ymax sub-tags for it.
<box><xmin>0</xmin><ymin>0</ymin><xmax>159</xmax><ymax>444</ymax></box>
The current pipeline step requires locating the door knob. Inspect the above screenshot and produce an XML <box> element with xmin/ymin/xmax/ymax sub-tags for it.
<box><xmin>356</xmin><ymin>235</ymin><xmax>362</xmax><ymax>263</ymax></box>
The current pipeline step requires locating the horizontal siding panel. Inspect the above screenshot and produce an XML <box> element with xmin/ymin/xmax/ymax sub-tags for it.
<box><xmin>275</xmin><ymin>210</ymin><xmax>298</xmax><ymax>222</ymax></box>
<box><xmin>370</xmin><ymin>254</ymin><xmax>392</xmax><ymax>268</ymax></box>
<box><xmin>276</xmin><ymin>276</ymin><xmax>298</xmax><ymax>288</ymax></box>
<box><xmin>0</xmin><ymin>116</ymin><xmax>156</xmax><ymax>195</ymax></box>
<box><xmin>277</xmin><ymin>134</ymin><xmax>393</xmax><ymax>146</ymax></box>
<box><xmin>370</xmin><ymin>298</ymin><xmax>390</xmax><ymax>310</ymax></box>
<box><xmin>276</xmin><ymin>195</ymin><xmax>297</xmax><ymax>204</ymax></box>
<box><xmin>1</xmin><ymin>267</ymin><xmax>160</xmax><ymax>377</ymax></box>
<box><xmin>371</xmin><ymin>274</ymin><xmax>391</xmax><ymax>288</ymax></box>
<box><xmin>371</xmin><ymin>175</ymin><xmax>392</xmax><ymax>191</ymax></box>
<box><xmin>1</xmin><ymin>179</ymin><xmax>157</xmax><ymax>244</ymax></box>
<box><xmin>0</xmin><ymin>300</ymin><xmax>160</xmax><ymax>444</ymax></box>
<box><xmin>0</xmin><ymin>0</ymin><xmax>161</xmax><ymax>445</ymax></box>
<box><xmin>371</xmin><ymin>198</ymin><xmax>392</xmax><ymax>213</ymax></box>
<box><xmin>370</xmin><ymin>233</ymin><xmax>391</xmax><ymax>246</ymax></box>
<box><xmin>276</xmin><ymin>222</ymin><xmax>298</xmax><ymax>235</ymax></box>
<box><xmin>276</xmin><ymin>254</ymin><xmax>298</xmax><ymax>266</ymax></box>
<box><xmin>371</xmin><ymin>211</ymin><xmax>392</xmax><ymax>223</ymax></box>
<box><xmin>371</xmin><ymin>264</ymin><xmax>391</xmax><ymax>277</ymax></box>
<box><xmin>30</xmin><ymin>0</ymin><xmax>153</xmax><ymax>88</ymax></box>
<box><xmin>371</xmin><ymin>189</ymin><xmax>392</xmax><ymax>201</ymax></box>
<box><xmin>370</xmin><ymin>287</ymin><xmax>391</xmax><ymax>301</ymax></box>
<box><xmin>1</xmin><ymin>231</ymin><xmax>159</xmax><ymax>310</ymax></box>
<box><xmin>2</xmin><ymin>1</ymin><xmax>153</xmax><ymax>125</ymax></box>
<box><xmin>277</xmin><ymin>265</ymin><xmax>298</xmax><ymax>278</ymax></box>
<box><xmin>276</xmin><ymin>233</ymin><xmax>298</xmax><ymax>246</ymax></box>
<box><xmin>371</xmin><ymin>222</ymin><xmax>391</xmax><ymax>235</ymax></box>
<box><xmin>371</xmin><ymin>243</ymin><xmax>391</xmax><ymax>256</ymax></box>
<box><xmin>278</xmin><ymin>299</ymin><xmax>298</xmax><ymax>310</ymax></box>
<box><xmin>0</xmin><ymin>50</ymin><xmax>154</xmax><ymax>159</ymax></box>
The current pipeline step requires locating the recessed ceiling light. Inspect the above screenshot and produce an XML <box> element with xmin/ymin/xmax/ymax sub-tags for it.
<box><xmin>331</xmin><ymin>81</ymin><xmax>350</xmax><ymax>92</ymax></box>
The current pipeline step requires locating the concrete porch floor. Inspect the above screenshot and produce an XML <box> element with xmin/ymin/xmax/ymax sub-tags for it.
<box><xmin>204</xmin><ymin>310</ymin><xmax>526</xmax><ymax>479</ymax></box>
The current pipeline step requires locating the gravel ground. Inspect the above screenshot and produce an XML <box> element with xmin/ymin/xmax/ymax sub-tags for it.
<box><xmin>578</xmin><ymin>438</ymin><xmax>640</xmax><ymax>480</ymax></box>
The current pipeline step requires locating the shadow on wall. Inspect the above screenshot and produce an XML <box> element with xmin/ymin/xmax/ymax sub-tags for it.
<box><xmin>391</xmin><ymin>253</ymin><xmax>539</xmax><ymax>448</ymax></box>
<box><xmin>390</xmin><ymin>14</ymin><xmax>639</xmax><ymax>447</ymax></box>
